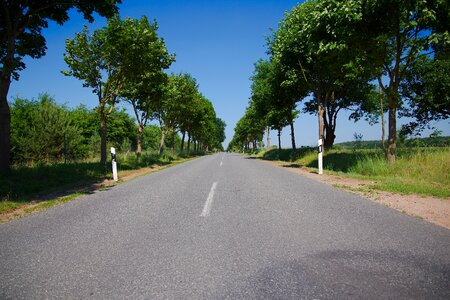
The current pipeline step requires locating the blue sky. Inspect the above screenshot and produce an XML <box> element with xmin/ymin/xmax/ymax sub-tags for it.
<box><xmin>8</xmin><ymin>0</ymin><xmax>449</xmax><ymax>148</ymax></box>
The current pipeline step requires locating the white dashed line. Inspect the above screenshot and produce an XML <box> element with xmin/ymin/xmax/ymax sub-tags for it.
<box><xmin>200</xmin><ymin>182</ymin><xmax>218</xmax><ymax>217</ymax></box>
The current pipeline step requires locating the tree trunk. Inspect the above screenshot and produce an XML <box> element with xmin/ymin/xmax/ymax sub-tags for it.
<box><xmin>323</xmin><ymin>108</ymin><xmax>336</xmax><ymax>149</ymax></box>
<box><xmin>0</xmin><ymin>77</ymin><xmax>11</xmax><ymax>174</ymax></box>
<box><xmin>380</xmin><ymin>85</ymin><xmax>385</xmax><ymax>149</ymax></box>
<box><xmin>387</xmin><ymin>98</ymin><xmax>397</xmax><ymax>163</ymax></box>
<box><xmin>136</xmin><ymin>123</ymin><xmax>143</xmax><ymax>157</ymax></box>
<box><xmin>187</xmin><ymin>132</ymin><xmax>191</xmax><ymax>151</ymax></box>
<box><xmin>290</xmin><ymin>121</ymin><xmax>296</xmax><ymax>150</ymax></box>
<box><xmin>170</xmin><ymin>128</ymin><xmax>175</xmax><ymax>150</ymax></box>
<box><xmin>318</xmin><ymin>105</ymin><xmax>325</xmax><ymax>155</ymax></box>
<box><xmin>277</xmin><ymin>129</ymin><xmax>282</xmax><ymax>150</ymax></box>
<box><xmin>100</xmin><ymin>109</ymin><xmax>107</xmax><ymax>165</ymax></box>
<box><xmin>266</xmin><ymin>126</ymin><xmax>270</xmax><ymax>148</ymax></box>
<box><xmin>323</xmin><ymin>123</ymin><xmax>336</xmax><ymax>149</ymax></box>
<box><xmin>159</xmin><ymin>128</ymin><xmax>165</xmax><ymax>155</ymax></box>
<box><xmin>181</xmin><ymin>131</ymin><xmax>186</xmax><ymax>151</ymax></box>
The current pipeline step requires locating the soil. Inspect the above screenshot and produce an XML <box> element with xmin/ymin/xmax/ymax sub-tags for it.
<box><xmin>263</xmin><ymin>160</ymin><xmax>450</xmax><ymax>230</ymax></box>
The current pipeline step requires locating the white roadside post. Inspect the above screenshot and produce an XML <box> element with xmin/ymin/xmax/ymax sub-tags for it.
<box><xmin>318</xmin><ymin>139</ymin><xmax>323</xmax><ymax>175</ymax></box>
<box><xmin>111</xmin><ymin>147</ymin><xmax>118</xmax><ymax>182</ymax></box>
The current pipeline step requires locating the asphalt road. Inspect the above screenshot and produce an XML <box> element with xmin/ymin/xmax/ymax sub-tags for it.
<box><xmin>1</xmin><ymin>153</ymin><xmax>449</xmax><ymax>299</ymax></box>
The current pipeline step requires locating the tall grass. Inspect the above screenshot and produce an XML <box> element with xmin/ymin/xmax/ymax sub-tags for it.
<box><xmin>349</xmin><ymin>149</ymin><xmax>449</xmax><ymax>197</ymax></box>
<box><xmin>259</xmin><ymin>147</ymin><xmax>450</xmax><ymax>198</ymax></box>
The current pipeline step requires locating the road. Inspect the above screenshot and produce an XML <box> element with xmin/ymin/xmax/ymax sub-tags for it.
<box><xmin>1</xmin><ymin>153</ymin><xmax>449</xmax><ymax>299</ymax></box>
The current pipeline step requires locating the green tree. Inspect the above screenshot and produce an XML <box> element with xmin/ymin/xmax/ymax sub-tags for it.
<box><xmin>356</xmin><ymin>0</ymin><xmax>450</xmax><ymax>162</ymax></box>
<box><xmin>399</xmin><ymin>56</ymin><xmax>450</xmax><ymax>135</ymax></box>
<box><xmin>64</xmin><ymin>16</ymin><xmax>170</xmax><ymax>164</ymax></box>
<box><xmin>119</xmin><ymin>17</ymin><xmax>174</xmax><ymax>157</ymax></box>
<box><xmin>0</xmin><ymin>0</ymin><xmax>120</xmax><ymax>173</ymax></box>
<box><xmin>212</xmin><ymin>118</ymin><xmax>226</xmax><ymax>151</ymax></box>
<box><xmin>161</xmin><ymin>73</ymin><xmax>198</xmax><ymax>152</ymax></box>
<box><xmin>271</xmin><ymin>0</ymin><xmax>374</xmax><ymax>149</ymax></box>
<box><xmin>189</xmin><ymin>94</ymin><xmax>217</xmax><ymax>151</ymax></box>
<box><xmin>229</xmin><ymin>102</ymin><xmax>265</xmax><ymax>151</ymax></box>
<box><xmin>250</xmin><ymin>59</ymin><xmax>303</xmax><ymax>149</ymax></box>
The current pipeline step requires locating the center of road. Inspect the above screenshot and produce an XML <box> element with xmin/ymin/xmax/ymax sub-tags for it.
<box><xmin>200</xmin><ymin>181</ymin><xmax>218</xmax><ymax>217</ymax></box>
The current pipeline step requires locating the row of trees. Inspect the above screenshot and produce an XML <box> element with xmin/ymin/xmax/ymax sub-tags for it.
<box><xmin>229</xmin><ymin>0</ymin><xmax>449</xmax><ymax>162</ymax></box>
<box><xmin>63</xmin><ymin>16</ymin><xmax>225</xmax><ymax>163</ymax></box>
<box><xmin>1</xmin><ymin>1</ymin><xmax>123</xmax><ymax>173</ymax></box>
<box><xmin>1</xmin><ymin>1</ymin><xmax>226</xmax><ymax>172</ymax></box>
<box><xmin>10</xmin><ymin>94</ymin><xmax>196</xmax><ymax>164</ymax></box>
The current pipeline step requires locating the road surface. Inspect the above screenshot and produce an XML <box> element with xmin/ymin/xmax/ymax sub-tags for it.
<box><xmin>1</xmin><ymin>153</ymin><xmax>449</xmax><ymax>299</ymax></box>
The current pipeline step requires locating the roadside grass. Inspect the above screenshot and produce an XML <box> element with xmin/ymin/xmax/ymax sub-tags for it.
<box><xmin>258</xmin><ymin>147</ymin><xmax>450</xmax><ymax>198</ymax></box>
<box><xmin>0</xmin><ymin>150</ymin><xmax>205</xmax><ymax>216</ymax></box>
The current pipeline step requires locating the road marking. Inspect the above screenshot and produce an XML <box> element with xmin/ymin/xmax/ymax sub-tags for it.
<box><xmin>220</xmin><ymin>161</ymin><xmax>223</xmax><ymax>167</ymax></box>
<box><xmin>200</xmin><ymin>182</ymin><xmax>218</xmax><ymax>217</ymax></box>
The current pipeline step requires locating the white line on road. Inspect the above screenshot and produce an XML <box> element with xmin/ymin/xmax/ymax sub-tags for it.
<box><xmin>200</xmin><ymin>182</ymin><xmax>218</xmax><ymax>217</ymax></box>
<box><xmin>220</xmin><ymin>161</ymin><xmax>223</xmax><ymax>167</ymax></box>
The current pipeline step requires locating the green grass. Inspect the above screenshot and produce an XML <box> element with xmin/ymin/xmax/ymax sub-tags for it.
<box><xmin>0</xmin><ymin>150</ymin><xmax>205</xmax><ymax>215</ymax></box>
<box><xmin>259</xmin><ymin>147</ymin><xmax>450</xmax><ymax>198</ymax></box>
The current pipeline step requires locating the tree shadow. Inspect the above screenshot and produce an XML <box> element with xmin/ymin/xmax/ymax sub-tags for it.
<box><xmin>262</xmin><ymin>147</ymin><xmax>314</xmax><ymax>162</ymax></box>
<box><xmin>306</xmin><ymin>152</ymin><xmax>360</xmax><ymax>172</ymax></box>
<box><xmin>218</xmin><ymin>249</ymin><xmax>450</xmax><ymax>299</ymax></box>
<box><xmin>0</xmin><ymin>162</ymin><xmax>109</xmax><ymax>203</ymax></box>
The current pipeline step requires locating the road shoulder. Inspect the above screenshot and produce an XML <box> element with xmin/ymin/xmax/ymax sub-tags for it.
<box><xmin>260</xmin><ymin>159</ymin><xmax>450</xmax><ymax>230</ymax></box>
<box><xmin>0</xmin><ymin>156</ymin><xmax>198</xmax><ymax>224</ymax></box>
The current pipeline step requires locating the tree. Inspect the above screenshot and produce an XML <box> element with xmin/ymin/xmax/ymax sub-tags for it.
<box><xmin>399</xmin><ymin>56</ymin><xmax>450</xmax><ymax>136</ymax></box>
<box><xmin>356</xmin><ymin>0</ymin><xmax>450</xmax><ymax>162</ymax></box>
<box><xmin>189</xmin><ymin>94</ymin><xmax>217</xmax><ymax>151</ymax></box>
<box><xmin>64</xmin><ymin>17</ymin><xmax>169</xmax><ymax>164</ymax></box>
<box><xmin>271</xmin><ymin>0</ymin><xmax>374</xmax><ymax>150</ymax></box>
<box><xmin>212</xmin><ymin>117</ymin><xmax>226</xmax><ymax>151</ymax></box>
<box><xmin>0</xmin><ymin>0</ymin><xmax>120</xmax><ymax>173</ymax></box>
<box><xmin>229</xmin><ymin>102</ymin><xmax>265</xmax><ymax>151</ymax></box>
<box><xmin>162</xmin><ymin>73</ymin><xmax>198</xmax><ymax>152</ymax></box>
<box><xmin>119</xmin><ymin>17</ymin><xmax>174</xmax><ymax>157</ymax></box>
<box><xmin>250</xmin><ymin>59</ymin><xmax>302</xmax><ymax>150</ymax></box>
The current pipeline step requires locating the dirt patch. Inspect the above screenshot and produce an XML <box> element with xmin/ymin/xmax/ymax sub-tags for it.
<box><xmin>263</xmin><ymin>160</ymin><xmax>450</xmax><ymax>230</ymax></box>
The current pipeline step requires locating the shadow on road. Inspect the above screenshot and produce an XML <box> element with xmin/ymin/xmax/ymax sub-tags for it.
<box><xmin>218</xmin><ymin>249</ymin><xmax>450</xmax><ymax>299</ymax></box>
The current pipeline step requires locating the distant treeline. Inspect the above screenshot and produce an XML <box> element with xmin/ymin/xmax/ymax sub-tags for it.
<box><xmin>336</xmin><ymin>136</ymin><xmax>450</xmax><ymax>149</ymax></box>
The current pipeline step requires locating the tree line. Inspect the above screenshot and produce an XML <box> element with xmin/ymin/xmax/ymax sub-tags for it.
<box><xmin>10</xmin><ymin>93</ymin><xmax>200</xmax><ymax>165</ymax></box>
<box><xmin>228</xmin><ymin>0</ymin><xmax>449</xmax><ymax>163</ymax></box>
<box><xmin>1</xmin><ymin>1</ymin><xmax>226</xmax><ymax>172</ymax></box>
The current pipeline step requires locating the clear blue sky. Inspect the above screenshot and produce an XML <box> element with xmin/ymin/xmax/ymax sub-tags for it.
<box><xmin>8</xmin><ymin>0</ymin><xmax>449</xmax><ymax>148</ymax></box>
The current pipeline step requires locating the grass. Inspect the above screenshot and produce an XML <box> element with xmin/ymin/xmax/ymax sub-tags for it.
<box><xmin>258</xmin><ymin>146</ymin><xmax>450</xmax><ymax>198</ymax></box>
<box><xmin>0</xmin><ymin>150</ymin><xmax>205</xmax><ymax>216</ymax></box>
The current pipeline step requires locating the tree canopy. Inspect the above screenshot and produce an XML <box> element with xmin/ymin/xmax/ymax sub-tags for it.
<box><xmin>0</xmin><ymin>0</ymin><xmax>121</xmax><ymax>173</ymax></box>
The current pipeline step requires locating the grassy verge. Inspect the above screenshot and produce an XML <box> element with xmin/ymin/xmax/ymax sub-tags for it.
<box><xmin>0</xmin><ymin>150</ymin><xmax>205</xmax><ymax>218</ymax></box>
<box><xmin>257</xmin><ymin>147</ymin><xmax>450</xmax><ymax>198</ymax></box>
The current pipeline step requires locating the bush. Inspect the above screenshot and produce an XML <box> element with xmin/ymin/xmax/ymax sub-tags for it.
<box><xmin>11</xmin><ymin>94</ymin><xmax>83</xmax><ymax>164</ymax></box>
